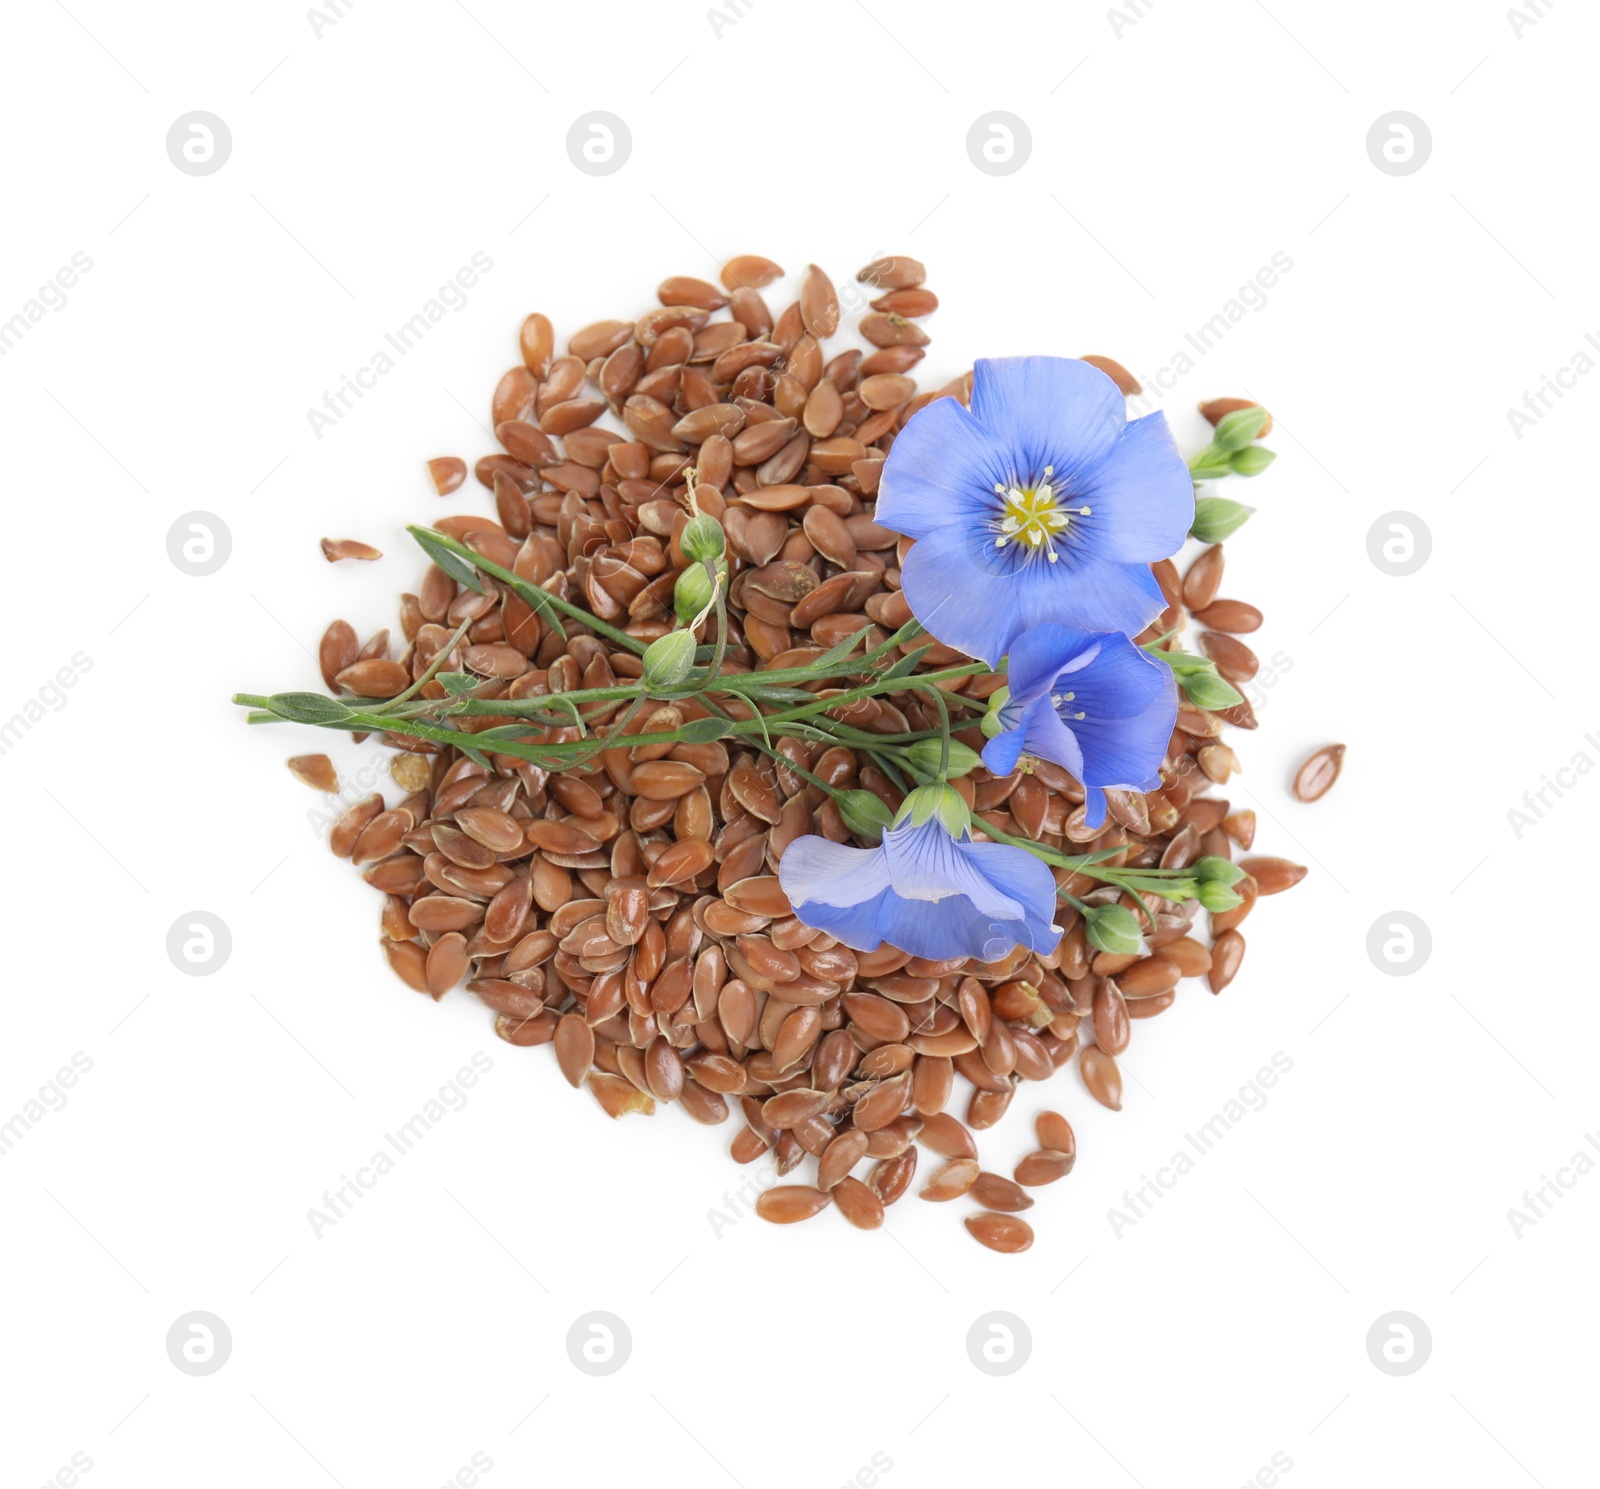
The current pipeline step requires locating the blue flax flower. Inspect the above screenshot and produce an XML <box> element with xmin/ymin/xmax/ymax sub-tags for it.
<box><xmin>778</xmin><ymin>786</ymin><xmax>1062</xmax><ymax>962</ymax></box>
<box><xmin>876</xmin><ymin>356</ymin><xmax>1192</xmax><ymax>666</ymax></box>
<box><xmin>981</xmin><ymin>623</ymin><xmax>1176</xmax><ymax>831</ymax></box>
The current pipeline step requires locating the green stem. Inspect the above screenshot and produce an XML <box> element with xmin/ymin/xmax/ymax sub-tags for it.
<box><xmin>408</xmin><ymin>525</ymin><xmax>647</xmax><ymax>656</ymax></box>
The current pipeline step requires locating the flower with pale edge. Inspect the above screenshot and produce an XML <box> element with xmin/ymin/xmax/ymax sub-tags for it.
<box><xmin>778</xmin><ymin>785</ymin><xmax>1062</xmax><ymax>961</ymax></box>
<box><xmin>875</xmin><ymin>356</ymin><xmax>1192</xmax><ymax>665</ymax></box>
<box><xmin>980</xmin><ymin>623</ymin><xmax>1177</xmax><ymax>831</ymax></box>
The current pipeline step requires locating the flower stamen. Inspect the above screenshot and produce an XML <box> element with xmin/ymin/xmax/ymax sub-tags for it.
<box><xmin>991</xmin><ymin>467</ymin><xmax>1076</xmax><ymax>563</ymax></box>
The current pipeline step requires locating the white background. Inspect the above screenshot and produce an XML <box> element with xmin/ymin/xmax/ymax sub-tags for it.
<box><xmin>2</xmin><ymin>1</ymin><xmax>1595</xmax><ymax>1485</ymax></box>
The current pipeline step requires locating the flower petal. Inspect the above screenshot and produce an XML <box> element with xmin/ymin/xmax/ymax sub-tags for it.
<box><xmin>873</xmin><ymin>891</ymin><xmax>1028</xmax><ymax>962</ymax></box>
<box><xmin>1018</xmin><ymin>700</ymin><xmax>1087</xmax><ymax>781</ymax></box>
<box><xmin>969</xmin><ymin>357</ymin><xmax>1125</xmax><ymax>485</ymax></box>
<box><xmin>1071</xmin><ymin>411</ymin><xmax>1193</xmax><ymax>564</ymax></box>
<box><xmin>881</xmin><ymin>818</ymin><xmax>1025</xmax><ymax>921</ymax></box>
<box><xmin>1004</xmin><ymin>623</ymin><xmax>1103</xmax><ymax>705</ymax></box>
<box><xmin>957</xmin><ymin>839</ymin><xmax>1064</xmax><ymax>953</ymax></box>
<box><xmin>898</xmin><ymin>528</ymin><xmax>1026</xmax><ymax>667</ymax></box>
<box><xmin>1067</xmin><ymin>631</ymin><xmax>1177</xmax><ymax>788</ymax></box>
<box><xmin>787</xmin><ymin>888</ymin><xmax>895</xmax><ymax>952</ymax></box>
<box><xmin>980</xmin><ymin>720</ymin><xmax>1029</xmax><ymax>779</ymax></box>
<box><xmin>874</xmin><ymin>395</ymin><xmax>1010</xmax><ymax>541</ymax></box>
<box><xmin>777</xmin><ymin>834</ymin><xmax>892</xmax><ymax>908</ymax></box>
<box><xmin>1033</xmin><ymin>554</ymin><xmax>1168</xmax><ymax>638</ymax></box>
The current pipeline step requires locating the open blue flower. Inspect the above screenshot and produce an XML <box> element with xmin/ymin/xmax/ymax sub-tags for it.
<box><xmin>876</xmin><ymin>356</ymin><xmax>1192</xmax><ymax>666</ymax></box>
<box><xmin>778</xmin><ymin>786</ymin><xmax>1061</xmax><ymax>961</ymax></box>
<box><xmin>981</xmin><ymin>623</ymin><xmax>1176</xmax><ymax>831</ymax></box>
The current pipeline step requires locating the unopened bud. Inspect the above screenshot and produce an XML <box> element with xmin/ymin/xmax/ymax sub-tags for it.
<box><xmin>904</xmin><ymin>739</ymin><xmax>982</xmax><ymax>780</ymax></box>
<box><xmin>1083</xmin><ymin>903</ymin><xmax>1143</xmax><ymax>957</ymax></box>
<box><xmin>837</xmin><ymin>789</ymin><xmax>894</xmax><ymax>842</ymax></box>
<box><xmin>681</xmin><ymin>513</ymin><xmax>725</xmax><ymax>561</ymax></box>
<box><xmin>640</xmin><ymin>629</ymin><xmax>696</xmax><ymax>691</ymax></box>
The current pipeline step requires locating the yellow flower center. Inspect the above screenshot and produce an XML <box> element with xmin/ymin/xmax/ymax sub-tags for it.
<box><xmin>991</xmin><ymin>468</ymin><xmax>1089</xmax><ymax>563</ymax></box>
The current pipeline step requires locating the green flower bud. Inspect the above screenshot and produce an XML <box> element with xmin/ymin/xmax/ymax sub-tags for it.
<box><xmin>896</xmin><ymin>782</ymin><xmax>972</xmax><ymax>838</ymax></box>
<box><xmin>1195</xmin><ymin>879</ymin><xmax>1244</xmax><ymax>913</ymax></box>
<box><xmin>1228</xmin><ymin>444</ymin><xmax>1276</xmax><ymax>476</ymax></box>
<box><xmin>980</xmin><ymin>685</ymin><xmax>1011</xmax><ymax>739</ymax></box>
<box><xmin>640</xmin><ymin>629</ymin><xmax>696</xmax><ymax>691</ymax></box>
<box><xmin>1191</xmin><ymin>496</ymin><xmax>1255</xmax><ymax>543</ymax></box>
<box><xmin>1083</xmin><ymin>903</ymin><xmax>1143</xmax><ymax>957</ymax></box>
<box><xmin>1194</xmin><ymin>855</ymin><xmax>1245</xmax><ymax>886</ymax></box>
<box><xmin>1187</xmin><ymin>449</ymin><xmax>1236</xmax><ymax>483</ymax></box>
<box><xmin>1182</xmin><ymin>668</ymin><xmax>1245</xmax><ymax>711</ymax></box>
<box><xmin>681</xmin><ymin>513</ymin><xmax>726</xmax><ymax>561</ymax></box>
<box><xmin>904</xmin><ymin>739</ymin><xmax>983</xmax><ymax>780</ymax></box>
<box><xmin>673</xmin><ymin>562</ymin><xmax>717</xmax><ymax>623</ymax></box>
<box><xmin>837</xmin><ymin>788</ymin><xmax>894</xmax><ymax>842</ymax></box>
<box><xmin>1211</xmin><ymin>404</ymin><xmax>1269</xmax><ymax>452</ymax></box>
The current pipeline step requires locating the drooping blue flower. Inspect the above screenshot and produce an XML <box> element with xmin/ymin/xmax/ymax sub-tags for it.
<box><xmin>981</xmin><ymin>623</ymin><xmax>1176</xmax><ymax>831</ymax></box>
<box><xmin>875</xmin><ymin>356</ymin><xmax>1192</xmax><ymax>666</ymax></box>
<box><xmin>778</xmin><ymin>786</ymin><xmax>1062</xmax><ymax>962</ymax></box>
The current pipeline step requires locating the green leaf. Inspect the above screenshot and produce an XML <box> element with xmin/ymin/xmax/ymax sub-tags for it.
<box><xmin>437</xmin><ymin>672</ymin><xmax>480</xmax><ymax>696</ymax></box>
<box><xmin>266</xmin><ymin>692</ymin><xmax>354</xmax><ymax>724</ymax></box>
<box><xmin>678</xmin><ymin>716</ymin><xmax>735</xmax><ymax>743</ymax></box>
<box><xmin>412</xmin><ymin>528</ymin><xmax>485</xmax><ymax>594</ymax></box>
<box><xmin>878</xmin><ymin>644</ymin><xmax>932</xmax><ymax>682</ymax></box>
<box><xmin>812</xmin><ymin>624</ymin><xmax>872</xmax><ymax>671</ymax></box>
